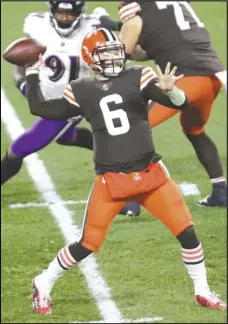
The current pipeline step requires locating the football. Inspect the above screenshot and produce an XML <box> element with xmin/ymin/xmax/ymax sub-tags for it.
<box><xmin>3</xmin><ymin>37</ymin><xmax>46</xmax><ymax>66</ymax></box>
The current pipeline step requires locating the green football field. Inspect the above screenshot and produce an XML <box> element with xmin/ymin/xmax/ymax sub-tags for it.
<box><xmin>1</xmin><ymin>1</ymin><xmax>227</xmax><ymax>323</ymax></box>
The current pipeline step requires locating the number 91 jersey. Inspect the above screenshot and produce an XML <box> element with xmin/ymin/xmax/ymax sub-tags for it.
<box><xmin>23</xmin><ymin>12</ymin><xmax>97</xmax><ymax>99</ymax></box>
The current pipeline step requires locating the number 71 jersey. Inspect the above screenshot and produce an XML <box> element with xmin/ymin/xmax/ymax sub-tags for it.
<box><xmin>119</xmin><ymin>1</ymin><xmax>224</xmax><ymax>76</ymax></box>
<box><xmin>24</xmin><ymin>12</ymin><xmax>98</xmax><ymax>99</ymax></box>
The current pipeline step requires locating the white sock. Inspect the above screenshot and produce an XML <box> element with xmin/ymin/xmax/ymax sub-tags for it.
<box><xmin>182</xmin><ymin>243</ymin><xmax>210</xmax><ymax>296</ymax></box>
<box><xmin>36</xmin><ymin>246</ymin><xmax>77</xmax><ymax>293</ymax></box>
<box><xmin>210</xmin><ymin>176</ymin><xmax>226</xmax><ymax>184</ymax></box>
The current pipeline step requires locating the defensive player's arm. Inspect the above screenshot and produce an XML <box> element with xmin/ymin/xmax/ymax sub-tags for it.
<box><xmin>140</xmin><ymin>67</ymin><xmax>188</xmax><ymax>110</ymax></box>
<box><xmin>118</xmin><ymin>2</ymin><xmax>143</xmax><ymax>57</ymax></box>
<box><xmin>26</xmin><ymin>70</ymin><xmax>82</xmax><ymax>120</ymax></box>
<box><xmin>91</xmin><ymin>7</ymin><xmax>123</xmax><ymax>31</ymax></box>
<box><xmin>13</xmin><ymin>65</ymin><xmax>27</xmax><ymax>97</ymax></box>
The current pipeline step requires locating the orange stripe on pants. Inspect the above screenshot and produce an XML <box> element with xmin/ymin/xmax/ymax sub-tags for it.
<box><xmin>148</xmin><ymin>75</ymin><xmax>222</xmax><ymax>135</ymax></box>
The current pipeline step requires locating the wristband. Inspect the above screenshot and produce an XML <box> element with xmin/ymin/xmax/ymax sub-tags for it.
<box><xmin>166</xmin><ymin>86</ymin><xmax>185</xmax><ymax>106</ymax></box>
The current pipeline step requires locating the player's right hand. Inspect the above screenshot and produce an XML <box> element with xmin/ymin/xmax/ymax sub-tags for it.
<box><xmin>26</xmin><ymin>53</ymin><xmax>43</xmax><ymax>71</ymax></box>
<box><xmin>155</xmin><ymin>62</ymin><xmax>184</xmax><ymax>94</ymax></box>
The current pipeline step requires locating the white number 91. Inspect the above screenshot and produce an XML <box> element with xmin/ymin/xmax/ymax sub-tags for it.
<box><xmin>99</xmin><ymin>94</ymin><xmax>130</xmax><ymax>136</ymax></box>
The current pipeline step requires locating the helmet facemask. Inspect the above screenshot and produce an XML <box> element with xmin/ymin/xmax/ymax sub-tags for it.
<box><xmin>91</xmin><ymin>42</ymin><xmax>126</xmax><ymax>77</ymax></box>
<box><xmin>47</xmin><ymin>1</ymin><xmax>85</xmax><ymax>37</ymax></box>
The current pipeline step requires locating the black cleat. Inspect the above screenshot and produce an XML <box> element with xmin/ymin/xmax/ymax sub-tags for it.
<box><xmin>197</xmin><ymin>194</ymin><xmax>227</xmax><ymax>207</ymax></box>
<box><xmin>119</xmin><ymin>202</ymin><xmax>141</xmax><ymax>216</ymax></box>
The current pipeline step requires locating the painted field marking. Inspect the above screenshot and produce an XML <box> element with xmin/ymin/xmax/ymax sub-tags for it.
<box><xmin>9</xmin><ymin>200</ymin><xmax>88</xmax><ymax>209</ymax></box>
<box><xmin>70</xmin><ymin>316</ymin><xmax>164</xmax><ymax>323</ymax></box>
<box><xmin>9</xmin><ymin>182</ymin><xmax>200</xmax><ymax>209</ymax></box>
<box><xmin>178</xmin><ymin>182</ymin><xmax>200</xmax><ymax>196</ymax></box>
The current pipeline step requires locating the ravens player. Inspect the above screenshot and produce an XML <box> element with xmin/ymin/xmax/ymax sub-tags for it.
<box><xmin>119</xmin><ymin>1</ymin><xmax>227</xmax><ymax>208</ymax></box>
<box><xmin>24</xmin><ymin>28</ymin><xmax>226</xmax><ymax>313</ymax></box>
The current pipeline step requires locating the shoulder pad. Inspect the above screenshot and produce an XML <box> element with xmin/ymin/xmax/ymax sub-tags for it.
<box><xmin>23</xmin><ymin>12</ymin><xmax>46</xmax><ymax>37</ymax></box>
<box><xmin>28</xmin><ymin>12</ymin><xmax>45</xmax><ymax>19</ymax></box>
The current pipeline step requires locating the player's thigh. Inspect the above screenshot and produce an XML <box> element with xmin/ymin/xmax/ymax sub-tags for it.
<box><xmin>79</xmin><ymin>176</ymin><xmax>127</xmax><ymax>252</ymax></box>
<box><xmin>148</xmin><ymin>102</ymin><xmax>179</xmax><ymax>128</ymax></box>
<box><xmin>138</xmin><ymin>178</ymin><xmax>193</xmax><ymax>237</ymax></box>
<box><xmin>177</xmin><ymin>76</ymin><xmax>222</xmax><ymax>135</ymax></box>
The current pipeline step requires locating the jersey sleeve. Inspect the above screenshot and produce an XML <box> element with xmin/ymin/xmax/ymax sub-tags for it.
<box><xmin>139</xmin><ymin>67</ymin><xmax>159</xmax><ymax>93</ymax></box>
<box><xmin>62</xmin><ymin>84</ymin><xmax>81</xmax><ymax>108</ymax></box>
<box><xmin>26</xmin><ymin>72</ymin><xmax>83</xmax><ymax>120</ymax></box>
<box><xmin>119</xmin><ymin>1</ymin><xmax>141</xmax><ymax>23</ymax></box>
<box><xmin>23</xmin><ymin>12</ymin><xmax>46</xmax><ymax>43</ymax></box>
<box><xmin>139</xmin><ymin>67</ymin><xmax>188</xmax><ymax>110</ymax></box>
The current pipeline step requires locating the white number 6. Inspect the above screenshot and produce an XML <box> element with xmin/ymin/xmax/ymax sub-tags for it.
<box><xmin>100</xmin><ymin>94</ymin><xmax>130</xmax><ymax>136</ymax></box>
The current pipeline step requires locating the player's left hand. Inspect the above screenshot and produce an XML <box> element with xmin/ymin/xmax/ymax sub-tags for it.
<box><xmin>26</xmin><ymin>53</ymin><xmax>43</xmax><ymax>71</ymax></box>
<box><xmin>155</xmin><ymin>62</ymin><xmax>184</xmax><ymax>94</ymax></box>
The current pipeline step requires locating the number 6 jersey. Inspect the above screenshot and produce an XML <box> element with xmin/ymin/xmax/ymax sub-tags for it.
<box><xmin>26</xmin><ymin>65</ymin><xmax>188</xmax><ymax>174</ymax></box>
<box><xmin>24</xmin><ymin>12</ymin><xmax>100</xmax><ymax>99</ymax></box>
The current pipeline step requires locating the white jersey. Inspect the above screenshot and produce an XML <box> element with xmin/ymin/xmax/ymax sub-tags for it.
<box><xmin>24</xmin><ymin>12</ymin><xmax>100</xmax><ymax>99</ymax></box>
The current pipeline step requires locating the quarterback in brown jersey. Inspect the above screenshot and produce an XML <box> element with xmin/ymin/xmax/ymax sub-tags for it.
<box><xmin>25</xmin><ymin>28</ymin><xmax>226</xmax><ymax>313</ymax></box>
<box><xmin>119</xmin><ymin>1</ymin><xmax>226</xmax><ymax>208</ymax></box>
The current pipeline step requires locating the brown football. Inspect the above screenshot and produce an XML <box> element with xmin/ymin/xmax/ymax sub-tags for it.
<box><xmin>3</xmin><ymin>38</ymin><xmax>46</xmax><ymax>66</ymax></box>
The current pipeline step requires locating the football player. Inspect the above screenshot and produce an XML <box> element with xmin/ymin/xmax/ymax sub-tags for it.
<box><xmin>118</xmin><ymin>1</ymin><xmax>227</xmax><ymax>208</ymax></box>
<box><xmin>1</xmin><ymin>1</ymin><xmax>139</xmax><ymax>215</ymax></box>
<box><xmin>25</xmin><ymin>28</ymin><xmax>226</xmax><ymax>313</ymax></box>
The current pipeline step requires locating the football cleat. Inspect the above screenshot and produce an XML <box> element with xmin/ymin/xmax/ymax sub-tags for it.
<box><xmin>197</xmin><ymin>194</ymin><xmax>227</xmax><ymax>207</ymax></box>
<box><xmin>119</xmin><ymin>202</ymin><xmax>141</xmax><ymax>216</ymax></box>
<box><xmin>32</xmin><ymin>279</ymin><xmax>52</xmax><ymax>314</ymax></box>
<box><xmin>195</xmin><ymin>292</ymin><xmax>227</xmax><ymax>309</ymax></box>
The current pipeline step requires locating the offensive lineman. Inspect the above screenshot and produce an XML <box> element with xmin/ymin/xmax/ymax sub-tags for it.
<box><xmin>119</xmin><ymin>1</ymin><xmax>227</xmax><ymax>208</ymax></box>
<box><xmin>25</xmin><ymin>28</ymin><xmax>226</xmax><ymax>313</ymax></box>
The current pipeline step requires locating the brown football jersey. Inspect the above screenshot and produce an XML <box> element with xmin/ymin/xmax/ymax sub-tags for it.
<box><xmin>26</xmin><ymin>66</ymin><xmax>188</xmax><ymax>174</ymax></box>
<box><xmin>68</xmin><ymin>66</ymin><xmax>161</xmax><ymax>174</ymax></box>
<box><xmin>119</xmin><ymin>1</ymin><xmax>224</xmax><ymax>76</ymax></box>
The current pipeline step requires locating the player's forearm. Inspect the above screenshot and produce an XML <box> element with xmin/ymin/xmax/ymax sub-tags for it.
<box><xmin>26</xmin><ymin>71</ymin><xmax>78</xmax><ymax>120</ymax></box>
<box><xmin>13</xmin><ymin>65</ymin><xmax>27</xmax><ymax>97</ymax></box>
<box><xmin>147</xmin><ymin>82</ymin><xmax>188</xmax><ymax>110</ymax></box>
<box><xmin>99</xmin><ymin>15</ymin><xmax>123</xmax><ymax>31</ymax></box>
<box><xmin>119</xmin><ymin>16</ymin><xmax>142</xmax><ymax>55</ymax></box>
<box><xmin>163</xmin><ymin>87</ymin><xmax>189</xmax><ymax>109</ymax></box>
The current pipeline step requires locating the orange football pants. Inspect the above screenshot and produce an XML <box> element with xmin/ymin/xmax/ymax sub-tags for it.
<box><xmin>79</xmin><ymin>163</ymin><xmax>193</xmax><ymax>252</ymax></box>
<box><xmin>148</xmin><ymin>75</ymin><xmax>222</xmax><ymax>135</ymax></box>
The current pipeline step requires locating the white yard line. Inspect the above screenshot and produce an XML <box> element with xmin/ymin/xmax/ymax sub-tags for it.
<box><xmin>1</xmin><ymin>87</ymin><xmax>124</xmax><ymax>323</ymax></box>
<box><xmin>9</xmin><ymin>183</ymin><xmax>200</xmax><ymax>210</ymax></box>
<box><xmin>9</xmin><ymin>200</ymin><xmax>88</xmax><ymax>209</ymax></box>
<box><xmin>70</xmin><ymin>317</ymin><xmax>164</xmax><ymax>323</ymax></box>
<box><xmin>178</xmin><ymin>182</ymin><xmax>200</xmax><ymax>196</ymax></box>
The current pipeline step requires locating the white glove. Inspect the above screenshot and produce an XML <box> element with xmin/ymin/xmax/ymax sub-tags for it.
<box><xmin>91</xmin><ymin>7</ymin><xmax>110</xmax><ymax>19</ymax></box>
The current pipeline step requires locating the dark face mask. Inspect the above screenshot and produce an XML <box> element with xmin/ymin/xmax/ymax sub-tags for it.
<box><xmin>56</xmin><ymin>20</ymin><xmax>72</xmax><ymax>29</ymax></box>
